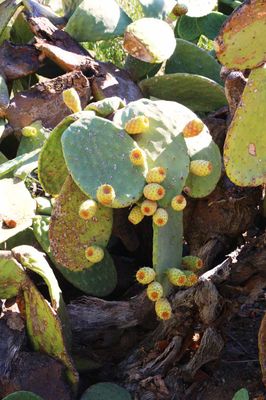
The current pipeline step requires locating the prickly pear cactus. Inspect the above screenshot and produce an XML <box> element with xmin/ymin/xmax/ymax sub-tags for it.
<box><xmin>215</xmin><ymin>0</ymin><xmax>266</xmax><ymax>70</ymax></box>
<box><xmin>2</xmin><ymin>392</ymin><xmax>44</xmax><ymax>400</ymax></box>
<box><xmin>138</xmin><ymin>0</ymin><xmax>175</xmax><ymax>19</ymax></box>
<box><xmin>181</xmin><ymin>0</ymin><xmax>217</xmax><ymax>17</ymax></box>
<box><xmin>0</xmin><ymin>251</ymin><xmax>26</xmax><ymax>298</ymax></box>
<box><xmin>80</xmin><ymin>383</ymin><xmax>132</xmax><ymax>400</ymax></box>
<box><xmin>223</xmin><ymin>67</ymin><xmax>266</xmax><ymax>186</ymax></box>
<box><xmin>65</xmin><ymin>0</ymin><xmax>132</xmax><ymax>42</ymax></box>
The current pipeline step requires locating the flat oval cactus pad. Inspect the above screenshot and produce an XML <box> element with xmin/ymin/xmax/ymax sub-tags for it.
<box><xmin>215</xmin><ymin>0</ymin><xmax>266</xmax><ymax>70</ymax></box>
<box><xmin>224</xmin><ymin>67</ymin><xmax>266</xmax><ymax>187</ymax></box>
<box><xmin>50</xmin><ymin>176</ymin><xmax>113</xmax><ymax>271</ymax></box>
<box><xmin>61</xmin><ymin>114</ymin><xmax>146</xmax><ymax>208</ymax></box>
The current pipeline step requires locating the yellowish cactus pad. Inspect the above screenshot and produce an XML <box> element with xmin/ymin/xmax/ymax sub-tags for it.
<box><xmin>84</xmin><ymin>245</ymin><xmax>104</xmax><ymax>263</ymax></box>
<box><xmin>62</xmin><ymin>88</ymin><xmax>82</xmax><ymax>113</ymax></box>
<box><xmin>125</xmin><ymin>115</ymin><xmax>149</xmax><ymax>134</ymax></box>
<box><xmin>147</xmin><ymin>281</ymin><xmax>163</xmax><ymax>301</ymax></box>
<box><xmin>136</xmin><ymin>267</ymin><xmax>156</xmax><ymax>285</ymax></box>
<box><xmin>155</xmin><ymin>298</ymin><xmax>172</xmax><ymax>320</ymax></box>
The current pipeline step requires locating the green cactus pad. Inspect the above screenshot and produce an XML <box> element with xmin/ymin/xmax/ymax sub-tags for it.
<box><xmin>80</xmin><ymin>383</ymin><xmax>132</xmax><ymax>400</ymax></box>
<box><xmin>224</xmin><ymin>67</ymin><xmax>266</xmax><ymax>187</ymax></box>
<box><xmin>165</xmin><ymin>39</ymin><xmax>222</xmax><ymax>85</ymax></box>
<box><xmin>139</xmin><ymin>73</ymin><xmax>227</xmax><ymax>112</ymax></box>
<box><xmin>0</xmin><ymin>251</ymin><xmax>26</xmax><ymax>298</ymax></box>
<box><xmin>0</xmin><ymin>0</ymin><xmax>21</xmax><ymax>39</ymax></box>
<box><xmin>0</xmin><ymin>73</ymin><xmax>9</xmax><ymax>115</ymax></box>
<box><xmin>113</xmin><ymin>99</ymin><xmax>191</xmax><ymax>205</ymax></box>
<box><xmin>49</xmin><ymin>175</ymin><xmax>113</xmax><ymax>271</ymax></box>
<box><xmin>196</xmin><ymin>12</ymin><xmax>227</xmax><ymax>40</ymax></box>
<box><xmin>85</xmin><ymin>97</ymin><xmax>125</xmax><ymax>117</ymax></box>
<box><xmin>0</xmin><ymin>228</ymin><xmax>35</xmax><ymax>251</ymax></box>
<box><xmin>17</xmin><ymin>121</ymin><xmax>49</xmax><ymax>156</ymax></box>
<box><xmin>38</xmin><ymin>112</ymin><xmax>93</xmax><ymax>196</ymax></box>
<box><xmin>23</xmin><ymin>279</ymin><xmax>78</xmax><ymax>387</ymax></box>
<box><xmin>138</xmin><ymin>0</ymin><xmax>175</xmax><ymax>19</ymax></box>
<box><xmin>33</xmin><ymin>216</ymin><xmax>117</xmax><ymax>296</ymax></box>
<box><xmin>175</xmin><ymin>15</ymin><xmax>200</xmax><ymax>41</ymax></box>
<box><xmin>0</xmin><ymin>149</ymin><xmax>41</xmax><ymax>179</ymax></box>
<box><xmin>65</xmin><ymin>0</ymin><xmax>132</xmax><ymax>42</ymax></box>
<box><xmin>62</xmin><ymin>0</ymin><xmax>82</xmax><ymax>17</ymax></box>
<box><xmin>184</xmin><ymin>131</ymin><xmax>222</xmax><ymax>197</ymax></box>
<box><xmin>153</xmin><ymin>207</ymin><xmax>183</xmax><ymax>292</ymax></box>
<box><xmin>124</xmin><ymin>18</ymin><xmax>176</xmax><ymax>63</ymax></box>
<box><xmin>61</xmin><ymin>114</ymin><xmax>146</xmax><ymax>208</ymax></box>
<box><xmin>232</xmin><ymin>389</ymin><xmax>249</xmax><ymax>400</ymax></box>
<box><xmin>181</xmin><ymin>0</ymin><xmax>217</xmax><ymax>17</ymax></box>
<box><xmin>124</xmin><ymin>55</ymin><xmax>161</xmax><ymax>82</ymax></box>
<box><xmin>0</xmin><ymin>179</ymin><xmax>36</xmax><ymax>244</ymax></box>
<box><xmin>215</xmin><ymin>0</ymin><xmax>266</xmax><ymax>70</ymax></box>
<box><xmin>2</xmin><ymin>391</ymin><xmax>44</xmax><ymax>400</ymax></box>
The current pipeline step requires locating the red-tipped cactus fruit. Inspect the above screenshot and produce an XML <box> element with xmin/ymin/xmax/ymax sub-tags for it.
<box><xmin>153</xmin><ymin>208</ymin><xmax>168</xmax><ymax>226</ymax></box>
<box><xmin>136</xmin><ymin>267</ymin><xmax>156</xmax><ymax>285</ymax></box>
<box><xmin>147</xmin><ymin>281</ymin><xmax>164</xmax><ymax>301</ymax></box>
<box><xmin>141</xmin><ymin>199</ymin><xmax>157</xmax><ymax>216</ymax></box>
<box><xmin>171</xmin><ymin>194</ymin><xmax>187</xmax><ymax>211</ymax></box>
<box><xmin>146</xmin><ymin>166</ymin><xmax>166</xmax><ymax>183</ymax></box>
<box><xmin>155</xmin><ymin>298</ymin><xmax>172</xmax><ymax>320</ymax></box>
<box><xmin>182</xmin><ymin>256</ymin><xmax>203</xmax><ymax>271</ymax></box>
<box><xmin>79</xmin><ymin>199</ymin><xmax>98</xmax><ymax>220</ymax></box>
<box><xmin>85</xmin><ymin>245</ymin><xmax>104</xmax><ymax>263</ymax></box>
<box><xmin>125</xmin><ymin>115</ymin><xmax>149</xmax><ymax>134</ymax></box>
<box><xmin>167</xmin><ymin>268</ymin><xmax>187</xmax><ymax>286</ymax></box>
<box><xmin>190</xmin><ymin>160</ymin><xmax>213</xmax><ymax>177</ymax></box>
<box><xmin>96</xmin><ymin>184</ymin><xmax>116</xmax><ymax>205</ymax></box>
<box><xmin>143</xmin><ymin>183</ymin><xmax>165</xmax><ymax>201</ymax></box>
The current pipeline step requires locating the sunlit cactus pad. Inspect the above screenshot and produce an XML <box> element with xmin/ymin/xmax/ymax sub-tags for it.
<box><xmin>50</xmin><ymin>176</ymin><xmax>113</xmax><ymax>271</ymax></box>
<box><xmin>224</xmin><ymin>67</ymin><xmax>266</xmax><ymax>187</ymax></box>
<box><xmin>61</xmin><ymin>114</ymin><xmax>146</xmax><ymax>208</ymax></box>
<box><xmin>65</xmin><ymin>0</ymin><xmax>132</xmax><ymax>42</ymax></box>
<box><xmin>139</xmin><ymin>74</ymin><xmax>227</xmax><ymax>112</ymax></box>
<box><xmin>215</xmin><ymin>0</ymin><xmax>266</xmax><ymax>70</ymax></box>
<box><xmin>181</xmin><ymin>0</ymin><xmax>217</xmax><ymax>17</ymax></box>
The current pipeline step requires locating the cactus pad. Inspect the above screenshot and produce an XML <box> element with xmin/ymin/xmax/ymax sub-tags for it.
<box><xmin>224</xmin><ymin>67</ymin><xmax>266</xmax><ymax>187</ymax></box>
<box><xmin>2</xmin><ymin>392</ymin><xmax>44</xmax><ymax>400</ymax></box>
<box><xmin>215</xmin><ymin>0</ymin><xmax>266</xmax><ymax>70</ymax></box>
<box><xmin>80</xmin><ymin>383</ymin><xmax>132</xmax><ymax>400</ymax></box>
<box><xmin>165</xmin><ymin>39</ymin><xmax>222</xmax><ymax>85</ymax></box>
<box><xmin>50</xmin><ymin>176</ymin><xmax>113</xmax><ymax>271</ymax></box>
<box><xmin>0</xmin><ymin>251</ymin><xmax>26</xmax><ymax>298</ymax></box>
<box><xmin>85</xmin><ymin>97</ymin><xmax>125</xmax><ymax>117</ymax></box>
<box><xmin>123</xmin><ymin>18</ymin><xmax>176</xmax><ymax>63</ymax></box>
<box><xmin>61</xmin><ymin>114</ymin><xmax>146</xmax><ymax>208</ymax></box>
<box><xmin>65</xmin><ymin>0</ymin><xmax>132</xmax><ymax>42</ymax></box>
<box><xmin>39</xmin><ymin>112</ymin><xmax>93</xmax><ymax>197</ymax></box>
<box><xmin>180</xmin><ymin>0</ymin><xmax>217</xmax><ymax>17</ymax></box>
<box><xmin>139</xmin><ymin>73</ymin><xmax>227</xmax><ymax>112</ymax></box>
<box><xmin>138</xmin><ymin>0</ymin><xmax>175</xmax><ymax>19</ymax></box>
<box><xmin>33</xmin><ymin>216</ymin><xmax>117</xmax><ymax>296</ymax></box>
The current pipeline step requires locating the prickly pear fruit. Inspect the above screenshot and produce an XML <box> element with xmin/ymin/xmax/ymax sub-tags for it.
<box><xmin>182</xmin><ymin>256</ymin><xmax>203</xmax><ymax>271</ymax></box>
<box><xmin>167</xmin><ymin>268</ymin><xmax>186</xmax><ymax>286</ymax></box>
<box><xmin>79</xmin><ymin>199</ymin><xmax>98</xmax><ymax>220</ymax></box>
<box><xmin>143</xmin><ymin>183</ymin><xmax>165</xmax><ymax>201</ymax></box>
<box><xmin>155</xmin><ymin>298</ymin><xmax>172</xmax><ymax>320</ymax></box>
<box><xmin>22</xmin><ymin>126</ymin><xmax>38</xmax><ymax>137</ymax></box>
<box><xmin>171</xmin><ymin>194</ymin><xmax>187</xmax><ymax>211</ymax></box>
<box><xmin>147</xmin><ymin>281</ymin><xmax>163</xmax><ymax>301</ymax></box>
<box><xmin>136</xmin><ymin>267</ymin><xmax>156</xmax><ymax>284</ymax></box>
<box><xmin>62</xmin><ymin>88</ymin><xmax>82</xmax><ymax>113</ymax></box>
<box><xmin>129</xmin><ymin>148</ymin><xmax>146</xmax><ymax>166</ymax></box>
<box><xmin>128</xmin><ymin>206</ymin><xmax>144</xmax><ymax>225</ymax></box>
<box><xmin>146</xmin><ymin>166</ymin><xmax>166</xmax><ymax>183</ymax></box>
<box><xmin>184</xmin><ymin>270</ymin><xmax>198</xmax><ymax>286</ymax></box>
<box><xmin>167</xmin><ymin>2</ymin><xmax>188</xmax><ymax>22</ymax></box>
<box><xmin>125</xmin><ymin>115</ymin><xmax>149</xmax><ymax>134</ymax></box>
<box><xmin>190</xmin><ymin>160</ymin><xmax>212</xmax><ymax>176</ymax></box>
<box><xmin>96</xmin><ymin>184</ymin><xmax>116</xmax><ymax>205</ymax></box>
<box><xmin>84</xmin><ymin>245</ymin><xmax>104</xmax><ymax>263</ymax></box>
<box><xmin>182</xmin><ymin>119</ymin><xmax>204</xmax><ymax>138</ymax></box>
<box><xmin>141</xmin><ymin>199</ymin><xmax>157</xmax><ymax>216</ymax></box>
<box><xmin>153</xmin><ymin>208</ymin><xmax>168</xmax><ymax>226</ymax></box>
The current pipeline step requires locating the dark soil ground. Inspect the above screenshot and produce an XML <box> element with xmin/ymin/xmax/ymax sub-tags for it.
<box><xmin>192</xmin><ymin>294</ymin><xmax>266</xmax><ymax>400</ymax></box>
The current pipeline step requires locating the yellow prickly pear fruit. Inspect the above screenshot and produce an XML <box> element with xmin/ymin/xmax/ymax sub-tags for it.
<box><xmin>96</xmin><ymin>184</ymin><xmax>116</xmax><ymax>205</ymax></box>
<box><xmin>136</xmin><ymin>267</ymin><xmax>156</xmax><ymax>284</ymax></box>
<box><xmin>155</xmin><ymin>298</ymin><xmax>172</xmax><ymax>320</ymax></box>
<box><xmin>22</xmin><ymin>126</ymin><xmax>38</xmax><ymax>137</ymax></box>
<box><xmin>128</xmin><ymin>206</ymin><xmax>144</xmax><ymax>225</ymax></box>
<box><xmin>167</xmin><ymin>268</ymin><xmax>186</xmax><ymax>286</ymax></box>
<box><xmin>62</xmin><ymin>88</ymin><xmax>82</xmax><ymax>113</ymax></box>
<box><xmin>171</xmin><ymin>194</ymin><xmax>187</xmax><ymax>211</ymax></box>
<box><xmin>146</xmin><ymin>166</ymin><xmax>166</xmax><ymax>183</ymax></box>
<box><xmin>182</xmin><ymin>119</ymin><xmax>204</xmax><ymax>138</ymax></box>
<box><xmin>153</xmin><ymin>208</ymin><xmax>168</xmax><ymax>227</ymax></box>
<box><xmin>85</xmin><ymin>245</ymin><xmax>104</xmax><ymax>263</ymax></box>
<box><xmin>143</xmin><ymin>183</ymin><xmax>165</xmax><ymax>201</ymax></box>
<box><xmin>147</xmin><ymin>281</ymin><xmax>163</xmax><ymax>302</ymax></box>
<box><xmin>125</xmin><ymin>115</ymin><xmax>149</xmax><ymax>134</ymax></box>
<box><xmin>79</xmin><ymin>199</ymin><xmax>97</xmax><ymax>220</ymax></box>
<box><xmin>183</xmin><ymin>270</ymin><xmax>198</xmax><ymax>287</ymax></box>
<box><xmin>141</xmin><ymin>199</ymin><xmax>157</xmax><ymax>216</ymax></box>
<box><xmin>129</xmin><ymin>148</ymin><xmax>145</xmax><ymax>166</ymax></box>
<box><xmin>190</xmin><ymin>160</ymin><xmax>213</xmax><ymax>177</ymax></box>
<box><xmin>182</xmin><ymin>256</ymin><xmax>203</xmax><ymax>271</ymax></box>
